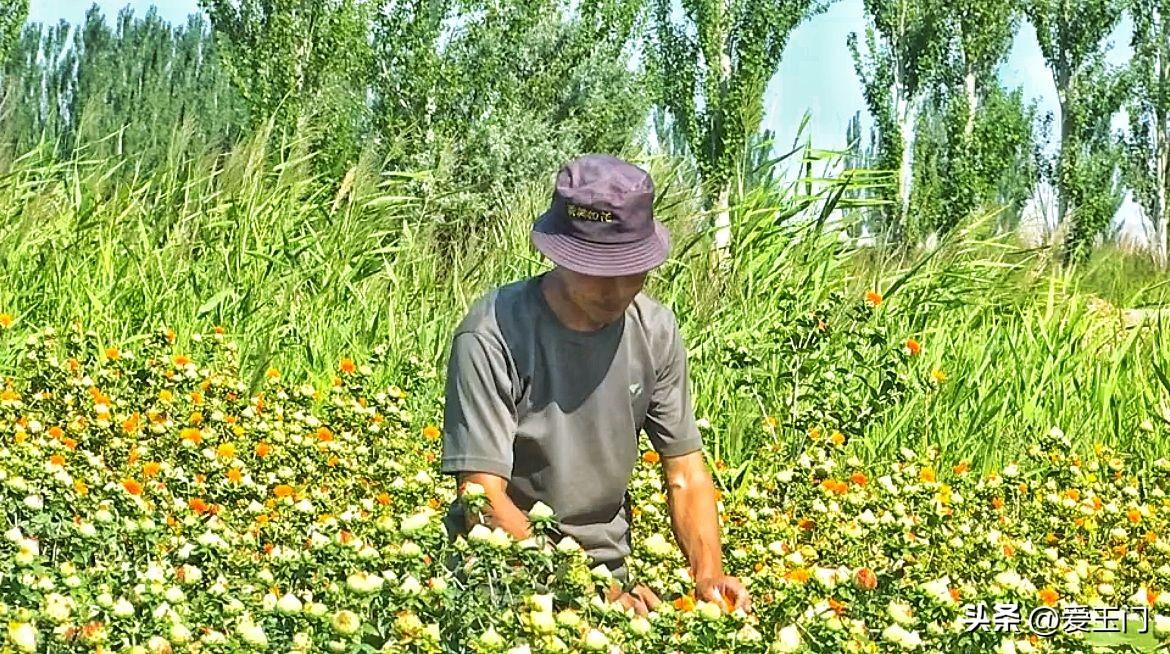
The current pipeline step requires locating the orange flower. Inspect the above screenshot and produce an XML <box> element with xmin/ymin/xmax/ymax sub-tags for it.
<box><xmin>172</xmin><ymin>354</ymin><xmax>191</xmax><ymax>367</ymax></box>
<box><xmin>991</xmin><ymin>496</ymin><xmax>1005</xmax><ymax>510</ymax></box>
<box><xmin>949</xmin><ymin>587</ymin><xmax>962</xmax><ymax>603</ymax></box>
<box><xmin>315</xmin><ymin>427</ymin><xmax>333</xmax><ymax>442</ymax></box>
<box><xmin>62</xmin><ymin>437</ymin><xmax>77</xmax><ymax>450</ymax></box>
<box><xmin>0</xmin><ymin>313</ymin><xmax>12</xmax><ymax>328</ymax></box>
<box><xmin>190</xmin><ymin>391</ymin><xmax>203</xmax><ymax>406</ymax></box>
<box><xmin>273</xmin><ymin>484</ymin><xmax>295</xmax><ymax>498</ymax></box>
<box><xmin>339</xmin><ymin>358</ymin><xmax>356</xmax><ymax>374</ymax></box>
<box><xmin>797</xmin><ymin>518</ymin><xmax>816</xmax><ymax>530</ymax></box>
<box><xmin>854</xmin><ymin>567</ymin><xmax>877</xmax><ymax>591</ymax></box>
<box><xmin>143</xmin><ymin>462</ymin><xmax>162</xmax><ymax>477</ymax></box>
<box><xmin>919</xmin><ymin>467</ymin><xmax>936</xmax><ymax>483</ymax></box>
<box><xmin>829</xmin><ymin>431</ymin><xmax>846</xmax><ymax>446</ymax></box>
<box><xmin>865</xmin><ymin>290</ymin><xmax>883</xmax><ymax>306</ymax></box>
<box><xmin>216</xmin><ymin>443</ymin><xmax>236</xmax><ymax>459</ymax></box>
<box><xmin>256</xmin><ymin>515</ymin><xmax>270</xmax><ymax>526</ymax></box>
<box><xmin>904</xmin><ymin>338</ymin><xmax>921</xmax><ymax>356</ymax></box>
<box><xmin>180</xmin><ymin>427</ymin><xmax>202</xmax><ymax>444</ymax></box>
<box><xmin>326</xmin><ymin>456</ymin><xmax>340</xmax><ymax>467</ymax></box>
<box><xmin>189</xmin><ymin>498</ymin><xmax>210</xmax><ymax>514</ymax></box>
<box><xmin>421</xmin><ymin>425</ymin><xmax>441</xmax><ymax>440</ymax></box>
<box><xmin>376</xmin><ymin>492</ymin><xmax>391</xmax><ymax>505</ymax></box>
<box><xmin>953</xmin><ymin>461</ymin><xmax>970</xmax><ymax>475</ymax></box>
<box><xmin>48</xmin><ymin>425</ymin><xmax>64</xmax><ymax>439</ymax></box>
<box><xmin>122</xmin><ymin>414</ymin><xmax>140</xmax><ymax>434</ymax></box>
<box><xmin>827</xmin><ymin>598</ymin><xmax>847</xmax><ymax>616</ymax></box>
<box><xmin>104</xmin><ymin>347</ymin><xmax>120</xmax><ymax>360</ymax></box>
<box><xmin>786</xmin><ymin>568</ymin><xmax>811</xmax><ymax>583</ymax></box>
<box><xmin>1127</xmin><ymin>508</ymin><xmax>1142</xmax><ymax>524</ymax></box>
<box><xmin>641</xmin><ymin>450</ymin><xmax>660</xmax><ymax>464</ymax></box>
<box><xmin>226</xmin><ymin>468</ymin><xmax>243</xmax><ymax>484</ymax></box>
<box><xmin>1003</xmin><ymin>543</ymin><xmax>1016</xmax><ymax>557</ymax></box>
<box><xmin>265</xmin><ymin>367</ymin><xmax>280</xmax><ymax>380</ymax></box>
<box><xmin>255</xmin><ymin>442</ymin><xmax>272</xmax><ymax>458</ymax></box>
<box><xmin>122</xmin><ymin>479</ymin><xmax>143</xmax><ymax>495</ymax></box>
<box><xmin>1038</xmin><ymin>587</ymin><xmax>1059</xmax><ymax>606</ymax></box>
<box><xmin>849</xmin><ymin>472</ymin><xmax>868</xmax><ymax>486</ymax></box>
<box><xmin>49</xmin><ymin>454</ymin><xmax>65</xmax><ymax>466</ymax></box>
<box><xmin>672</xmin><ymin>594</ymin><xmax>696</xmax><ymax>612</ymax></box>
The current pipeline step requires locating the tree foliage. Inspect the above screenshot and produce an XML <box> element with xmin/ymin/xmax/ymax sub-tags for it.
<box><xmin>1124</xmin><ymin>0</ymin><xmax>1170</xmax><ymax>266</ymax></box>
<box><xmin>199</xmin><ymin>0</ymin><xmax>374</xmax><ymax>173</ymax></box>
<box><xmin>848</xmin><ymin>0</ymin><xmax>948</xmax><ymax>239</ymax></box>
<box><xmin>0</xmin><ymin>6</ymin><xmax>245</xmax><ymax>164</ymax></box>
<box><xmin>1024</xmin><ymin>0</ymin><xmax>1127</xmax><ymax>262</ymax></box>
<box><xmin>0</xmin><ymin>0</ymin><xmax>26</xmax><ymax>64</ymax></box>
<box><xmin>651</xmin><ymin>0</ymin><xmax>830</xmax><ymax>204</ymax></box>
<box><xmin>371</xmin><ymin>0</ymin><xmax>651</xmax><ymax>236</ymax></box>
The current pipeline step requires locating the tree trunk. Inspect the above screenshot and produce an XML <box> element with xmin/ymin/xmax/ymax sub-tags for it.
<box><xmin>897</xmin><ymin>95</ymin><xmax>917</xmax><ymax>235</ymax></box>
<box><xmin>711</xmin><ymin>45</ymin><xmax>733</xmax><ymax>270</ymax></box>
<box><xmin>1056</xmin><ymin>90</ymin><xmax>1071</xmax><ymax>233</ymax></box>
<box><xmin>963</xmin><ymin>69</ymin><xmax>977</xmax><ymax>138</ymax></box>
<box><xmin>711</xmin><ymin>184</ymin><xmax>732</xmax><ymax>270</ymax></box>
<box><xmin>1157</xmin><ymin>14</ymin><xmax>1169</xmax><ymax>269</ymax></box>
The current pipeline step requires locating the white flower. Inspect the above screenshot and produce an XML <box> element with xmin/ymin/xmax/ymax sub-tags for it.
<box><xmin>23</xmin><ymin>496</ymin><xmax>42</xmax><ymax>510</ymax></box>
<box><xmin>478</xmin><ymin>627</ymin><xmax>504</xmax><ymax>648</ymax></box>
<box><xmin>629</xmin><ymin>617</ymin><xmax>652</xmax><ymax>636</ymax></box>
<box><xmin>170</xmin><ymin>622</ymin><xmax>192</xmax><ymax>643</ymax></box>
<box><xmin>3</xmin><ymin>527</ymin><xmax>22</xmax><ymax>542</ymax></box>
<box><xmin>164</xmin><ymin>586</ymin><xmax>185</xmax><ymax>604</ymax></box>
<box><xmin>236</xmin><ymin>616</ymin><xmax>268</xmax><ymax>648</ymax></box>
<box><xmin>775</xmin><ymin>624</ymin><xmax>802</xmax><ymax>652</ymax></box>
<box><xmin>1153</xmin><ymin>613</ymin><xmax>1170</xmax><ymax>637</ymax></box>
<box><xmin>883</xmin><ymin>623</ymin><xmax>923</xmax><ymax>649</ymax></box>
<box><xmin>582</xmin><ymin>629</ymin><xmax>609</xmax><ymax>650</ymax></box>
<box><xmin>923</xmin><ymin>577</ymin><xmax>957</xmax><ymax>605</ymax></box>
<box><xmin>529</xmin><ymin>610</ymin><xmax>557</xmax><ymax>634</ymax></box>
<box><xmin>400</xmin><ymin>510</ymin><xmax>433</xmax><ymax>534</ymax></box>
<box><xmin>697</xmin><ymin>600</ymin><xmax>722</xmax><ymax>620</ymax></box>
<box><xmin>814</xmin><ymin>566</ymin><xmax>840</xmax><ymax>589</ymax></box>
<box><xmin>146</xmin><ymin>635</ymin><xmax>171</xmax><ymax>654</ymax></box>
<box><xmin>277</xmin><ymin>593</ymin><xmax>303</xmax><ymax>614</ymax></box>
<box><xmin>487</xmin><ymin>527</ymin><xmax>511</xmax><ymax>548</ymax></box>
<box><xmin>888</xmin><ymin>600</ymin><xmax>916</xmax><ymax>626</ymax></box>
<box><xmin>43</xmin><ymin>593</ymin><xmax>72</xmax><ymax>622</ymax></box>
<box><xmin>113</xmin><ymin>597</ymin><xmax>136</xmax><ymax>617</ymax></box>
<box><xmin>467</xmin><ymin>524</ymin><xmax>493</xmax><ymax>543</ymax></box>
<box><xmin>7</xmin><ymin>622</ymin><xmax>37</xmax><ymax>652</ymax></box>
<box><xmin>642</xmin><ymin>533</ymin><xmax>673</xmax><ymax>557</ymax></box>
<box><xmin>508</xmin><ymin>646</ymin><xmax>532</xmax><ymax>654</ymax></box>
<box><xmin>737</xmin><ymin>624</ymin><xmax>763</xmax><ymax>642</ymax></box>
<box><xmin>528</xmin><ymin>501</ymin><xmax>555</xmax><ymax>520</ymax></box>
<box><xmin>557</xmin><ymin>610</ymin><xmax>582</xmax><ymax>628</ymax></box>
<box><xmin>332</xmin><ymin>609</ymin><xmax>361</xmax><ymax>635</ymax></box>
<box><xmin>556</xmin><ymin>536</ymin><xmax>582</xmax><ymax>552</ymax></box>
<box><xmin>461</xmin><ymin>482</ymin><xmax>486</xmax><ymax>497</ymax></box>
<box><xmin>400</xmin><ymin>575</ymin><xmax>423</xmax><ymax>596</ymax></box>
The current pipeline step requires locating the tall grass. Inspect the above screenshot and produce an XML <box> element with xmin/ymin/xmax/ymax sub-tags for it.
<box><xmin>1</xmin><ymin>124</ymin><xmax>1168</xmax><ymax>479</ymax></box>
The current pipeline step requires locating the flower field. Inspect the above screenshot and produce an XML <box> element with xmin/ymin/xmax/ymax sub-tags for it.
<box><xmin>1</xmin><ymin>323</ymin><xmax>1170</xmax><ymax>653</ymax></box>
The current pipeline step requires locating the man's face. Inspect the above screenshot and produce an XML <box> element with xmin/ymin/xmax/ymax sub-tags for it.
<box><xmin>559</xmin><ymin>267</ymin><xmax>647</xmax><ymax>325</ymax></box>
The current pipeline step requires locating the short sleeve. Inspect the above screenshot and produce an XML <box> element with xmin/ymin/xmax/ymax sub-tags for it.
<box><xmin>643</xmin><ymin>314</ymin><xmax>703</xmax><ymax>457</ymax></box>
<box><xmin>440</xmin><ymin>332</ymin><xmax>517</xmax><ymax>478</ymax></box>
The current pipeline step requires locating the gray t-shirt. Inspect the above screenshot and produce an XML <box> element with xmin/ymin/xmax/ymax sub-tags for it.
<box><xmin>440</xmin><ymin>272</ymin><xmax>703</xmax><ymax>568</ymax></box>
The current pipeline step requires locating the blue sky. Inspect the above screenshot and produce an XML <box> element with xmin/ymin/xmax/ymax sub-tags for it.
<box><xmin>27</xmin><ymin>0</ymin><xmax>1143</xmax><ymax>236</ymax></box>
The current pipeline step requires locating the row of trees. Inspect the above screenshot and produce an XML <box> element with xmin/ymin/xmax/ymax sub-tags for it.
<box><xmin>1</xmin><ymin>0</ymin><xmax>1169</xmax><ymax>265</ymax></box>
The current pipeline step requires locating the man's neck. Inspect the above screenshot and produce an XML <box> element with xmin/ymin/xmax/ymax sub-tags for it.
<box><xmin>539</xmin><ymin>270</ymin><xmax>609</xmax><ymax>333</ymax></box>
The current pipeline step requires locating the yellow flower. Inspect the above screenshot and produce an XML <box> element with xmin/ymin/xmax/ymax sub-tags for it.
<box><xmin>930</xmin><ymin>369</ymin><xmax>947</xmax><ymax>384</ymax></box>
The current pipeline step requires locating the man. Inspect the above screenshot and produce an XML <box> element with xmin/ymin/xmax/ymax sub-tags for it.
<box><xmin>440</xmin><ymin>153</ymin><xmax>750</xmax><ymax>616</ymax></box>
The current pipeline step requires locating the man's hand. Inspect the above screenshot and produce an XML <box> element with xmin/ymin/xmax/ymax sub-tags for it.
<box><xmin>457</xmin><ymin>473</ymin><xmax>532</xmax><ymax>540</ymax></box>
<box><xmin>605</xmin><ymin>582</ymin><xmax>661</xmax><ymax>616</ymax></box>
<box><xmin>696</xmin><ymin>575</ymin><xmax>751</xmax><ymax>613</ymax></box>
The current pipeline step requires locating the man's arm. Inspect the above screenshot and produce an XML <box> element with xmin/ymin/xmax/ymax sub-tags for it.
<box><xmin>662</xmin><ymin>450</ymin><xmax>751</xmax><ymax>611</ymax></box>
<box><xmin>661</xmin><ymin>451</ymin><xmax>723</xmax><ymax>579</ymax></box>
<box><xmin>456</xmin><ymin>472</ymin><xmax>532</xmax><ymax>540</ymax></box>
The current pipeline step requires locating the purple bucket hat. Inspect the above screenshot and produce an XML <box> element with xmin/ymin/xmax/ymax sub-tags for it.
<box><xmin>531</xmin><ymin>153</ymin><xmax>670</xmax><ymax>276</ymax></box>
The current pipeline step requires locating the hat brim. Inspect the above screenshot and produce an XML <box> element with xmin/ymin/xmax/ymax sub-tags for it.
<box><xmin>530</xmin><ymin>210</ymin><xmax>671</xmax><ymax>277</ymax></box>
